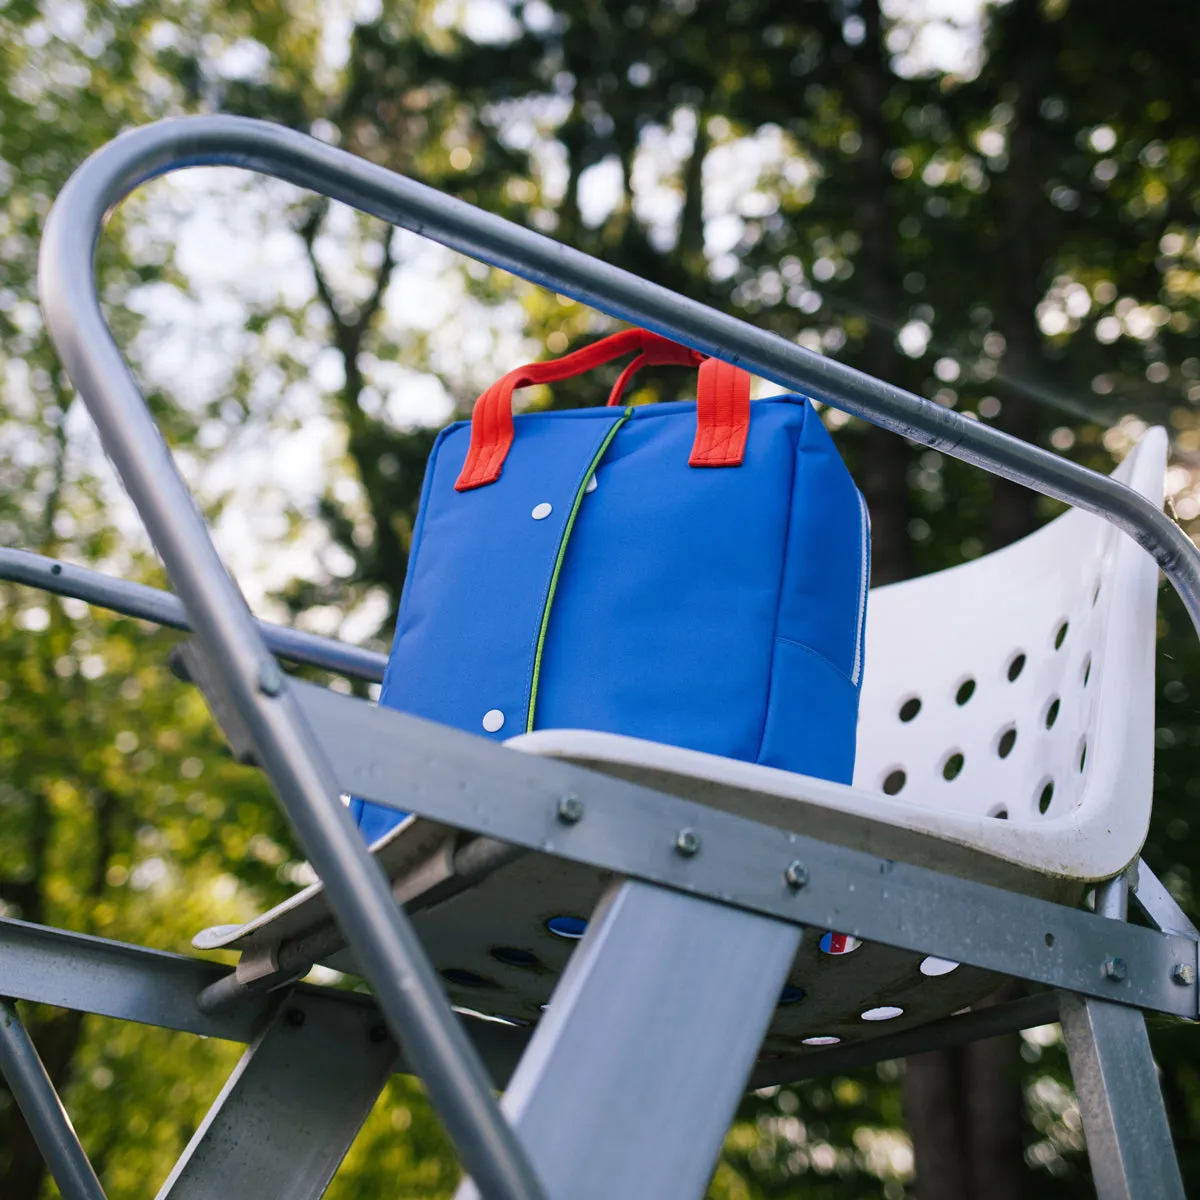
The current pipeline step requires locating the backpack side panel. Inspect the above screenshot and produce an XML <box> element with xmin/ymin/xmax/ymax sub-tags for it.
<box><xmin>757</xmin><ymin>401</ymin><xmax>868</xmax><ymax>781</ymax></box>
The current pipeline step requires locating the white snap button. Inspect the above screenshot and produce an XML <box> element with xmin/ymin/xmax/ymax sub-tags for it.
<box><xmin>482</xmin><ymin>709</ymin><xmax>505</xmax><ymax>733</ymax></box>
<box><xmin>584</xmin><ymin>475</ymin><xmax>597</xmax><ymax>494</ymax></box>
<box><xmin>531</xmin><ymin>502</ymin><xmax>552</xmax><ymax>520</ymax></box>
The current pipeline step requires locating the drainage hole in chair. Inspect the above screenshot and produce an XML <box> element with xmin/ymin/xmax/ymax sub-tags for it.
<box><xmin>441</xmin><ymin>968</ymin><xmax>496</xmax><ymax>989</ymax></box>
<box><xmin>1078</xmin><ymin>738</ymin><xmax>1087</xmax><ymax>773</ymax></box>
<box><xmin>820</xmin><ymin>932</ymin><xmax>861</xmax><ymax>955</ymax></box>
<box><xmin>861</xmin><ymin>1006</ymin><xmax>904</xmax><ymax>1022</ymax></box>
<box><xmin>919</xmin><ymin>956</ymin><xmax>960</xmax><ymax>977</ymax></box>
<box><xmin>955</xmin><ymin>677</ymin><xmax>976</xmax><ymax>706</ymax></box>
<box><xmin>1037</xmin><ymin>780</ymin><xmax>1055</xmax><ymax>815</ymax></box>
<box><xmin>942</xmin><ymin>751</ymin><xmax>965</xmax><ymax>781</ymax></box>
<box><xmin>898</xmin><ymin>696</ymin><xmax>922</xmax><ymax>722</ymax></box>
<box><xmin>490</xmin><ymin>947</ymin><xmax>542</xmax><ymax>969</ymax></box>
<box><xmin>546</xmin><ymin>916</ymin><xmax>588</xmax><ymax>939</ymax></box>
<box><xmin>1045</xmin><ymin>932</ymin><xmax>1056</xmax><ymax>947</ymax></box>
<box><xmin>1054</xmin><ymin>620</ymin><xmax>1069</xmax><ymax>650</ymax></box>
<box><xmin>1082</xmin><ymin>654</ymin><xmax>1092</xmax><ymax>687</ymax></box>
<box><xmin>988</xmin><ymin>804</ymin><xmax>1009</xmax><ymax>820</ymax></box>
<box><xmin>882</xmin><ymin>768</ymin><xmax>907</xmax><ymax>796</ymax></box>
<box><xmin>1044</xmin><ymin>697</ymin><xmax>1061</xmax><ymax>729</ymax></box>
<box><xmin>802</xmin><ymin>1035</ymin><xmax>841</xmax><ymax>1046</ymax></box>
<box><xmin>1007</xmin><ymin>652</ymin><xmax>1027</xmax><ymax>682</ymax></box>
<box><xmin>779</xmin><ymin>985</ymin><xmax>806</xmax><ymax>1005</ymax></box>
<box><xmin>996</xmin><ymin>726</ymin><xmax>1017</xmax><ymax>759</ymax></box>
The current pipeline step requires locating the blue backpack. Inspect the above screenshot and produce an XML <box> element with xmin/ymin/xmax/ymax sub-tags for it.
<box><xmin>352</xmin><ymin>329</ymin><xmax>869</xmax><ymax>843</ymax></box>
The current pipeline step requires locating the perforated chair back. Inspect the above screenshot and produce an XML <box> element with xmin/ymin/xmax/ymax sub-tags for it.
<box><xmin>853</xmin><ymin>427</ymin><xmax>1166</xmax><ymax>881</ymax></box>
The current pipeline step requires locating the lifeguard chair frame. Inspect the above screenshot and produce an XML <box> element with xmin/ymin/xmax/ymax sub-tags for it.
<box><xmin>0</xmin><ymin>115</ymin><xmax>1196</xmax><ymax>1199</ymax></box>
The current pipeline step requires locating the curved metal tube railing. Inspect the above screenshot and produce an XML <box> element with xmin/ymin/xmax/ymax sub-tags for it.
<box><xmin>36</xmin><ymin>115</ymin><xmax>1200</xmax><ymax>1196</ymax></box>
<box><xmin>0</xmin><ymin>548</ymin><xmax>388</xmax><ymax>682</ymax></box>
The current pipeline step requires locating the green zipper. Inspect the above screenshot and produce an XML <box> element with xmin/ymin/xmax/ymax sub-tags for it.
<box><xmin>526</xmin><ymin>408</ymin><xmax>632</xmax><ymax>732</ymax></box>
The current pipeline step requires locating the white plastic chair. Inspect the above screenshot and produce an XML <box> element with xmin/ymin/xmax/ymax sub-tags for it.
<box><xmin>514</xmin><ymin>425</ymin><xmax>1165</xmax><ymax>898</ymax></box>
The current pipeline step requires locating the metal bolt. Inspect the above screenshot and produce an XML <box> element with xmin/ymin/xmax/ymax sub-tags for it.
<box><xmin>784</xmin><ymin>861</ymin><xmax>809</xmax><ymax>891</ymax></box>
<box><xmin>674</xmin><ymin>828</ymin><xmax>701</xmax><ymax>857</ymax></box>
<box><xmin>284</xmin><ymin>1006</ymin><xmax>306</xmax><ymax>1027</ymax></box>
<box><xmin>1102</xmin><ymin>956</ymin><xmax>1127</xmax><ymax>982</ymax></box>
<box><xmin>369</xmin><ymin>1023</ymin><xmax>389</xmax><ymax>1044</ymax></box>
<box><xmin>556</xmin><ymin>795</ymin><xmax>584</xmax><ymax>825</ymax></box>
<box><xmin>258</xmin><ymin>660</ymin><xmax>283</xmax><ymax>697</ymax></box>
<box><xmin>1172</xmin><ymin>962</ymin><xmax>1196</xmax><ymax>986</ymax></box>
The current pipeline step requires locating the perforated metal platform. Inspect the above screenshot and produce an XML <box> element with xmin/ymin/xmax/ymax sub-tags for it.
<box><xmin>198</xmin><ymin>816</ymin><xmax>1003</xmax><ymax>1059</ymax></box>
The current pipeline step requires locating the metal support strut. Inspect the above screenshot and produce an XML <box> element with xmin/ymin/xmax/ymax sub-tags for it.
<box><xmin>0</xmin><ymin>999</ymin><xmax>107</xmax><ymax>1200</ymax></box>
<box><xmin>458</xmin><ymin>880</ymin><xmax>801</xmax><ymax>1200</ymax></box>
<box><xmin>157</xmin><ymin>997</ymin><xmax>396</xmax><ymax>1200</ymax></box>
<box><xmin>1059</xmin><ymin>876</ymin><xmax>1186</xmax><ymax>1200</ymax></box>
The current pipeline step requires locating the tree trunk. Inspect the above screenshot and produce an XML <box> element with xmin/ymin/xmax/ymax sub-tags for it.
<box><xmin>849</xmin><ymin>0</ymin><xmax>913</xmax><ymax>586</ymax></box>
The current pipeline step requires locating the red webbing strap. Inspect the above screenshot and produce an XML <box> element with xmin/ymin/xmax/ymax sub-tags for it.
<box><xmin>455</xmin><ymin>328</ymin><xmax>751</xmax><ymax>490</ymax></box>
<box><xmin>690</xmin><ymin>357</ymin><xmax>752</xmax><ymax>468</ymax></box>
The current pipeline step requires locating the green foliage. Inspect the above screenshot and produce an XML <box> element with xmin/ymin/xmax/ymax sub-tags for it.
<box><xmin>3</xmin><ymin>0</ymin><xmax>1200</xmax><ymax>1197</ymax></box>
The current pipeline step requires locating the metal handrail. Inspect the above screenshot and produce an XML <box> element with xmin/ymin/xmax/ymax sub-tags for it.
<box><xmin>36</xmin><ymin>115</ymin><xmax>1200</xmax><ymax>1196</ymax></box>
<box><xmin>0</xmin><ymin>548</ymin><xmax>387</xmax><ymax>682</ymax></box>
<box><xmin>40</xmin><ymin>119</ymin><xmax>549</xmax><ymax>1200</ymax></box>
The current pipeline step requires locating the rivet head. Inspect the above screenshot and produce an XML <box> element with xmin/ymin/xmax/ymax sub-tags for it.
<box><xmin>556</xmin><ymin>795</ymin><xmax>584</xmax><ymax>824</ymax></box>
<box><xmin>1172</xmin><ymin>962</ymin><xmax>1196</xmax><ymax>986</ymax></box>
<box><xmin>675</xmin><ymin>828</ymin><xmax>700</xmax><ymax>857</ymax></box>
<box><xmin>482</xmin><ymin>709</ymin><xmax>505</xmax><ymax>733</ymax></box>
<box><xmin>585</xmin><ymin>475</ymin><xmax>598</xmax><ymax>494</ymax></box>
<box><xmin>784</xmin><ymin>861</ymin><xmax>809</xmax><ymax>891</ymax></box>
<box><xmin>531</xmin><ymin>502</ymin><xmax>553</xmax><ymax>520</ymax></box>
<box><xmin>1102</xmin><ymin>956</ymin><xmax>1127</xmax><ymax>982</ymax></box>
<box><xmin>258</xmin><ymin>660</ymin><xmax>283</xmax><ymax>696</ymax></box>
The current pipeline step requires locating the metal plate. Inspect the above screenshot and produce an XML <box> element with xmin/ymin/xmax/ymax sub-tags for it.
<box><xmin>205</xmin><ymin>818</ymin><xmax>1003</xmax><ymax>1057</ymax></box>
<box><xmin>382</xmin><ymin>850</ymin><xmax>1004</xmax><ymax>1057</ymax></box>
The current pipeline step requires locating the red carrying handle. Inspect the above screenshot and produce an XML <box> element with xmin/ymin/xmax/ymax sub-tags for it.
<box><xmin>455</xmin><ymin>328</ymin><xmax>752</xmax><ymax>491</ymax></box>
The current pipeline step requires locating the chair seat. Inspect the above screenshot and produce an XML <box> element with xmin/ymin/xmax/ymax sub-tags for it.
<box><xmin>507</xmin><ymin>729</ymin><xmax>1081</xmax><ymax>898</ymax></box>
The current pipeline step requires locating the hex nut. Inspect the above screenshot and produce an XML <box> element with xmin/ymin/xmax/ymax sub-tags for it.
<box><xmin>556</xmin><ymin>795</ymin><xmax>584</xmax><ymax>825</ymax></box>
<box><xmin>1171</xmin><ymin>962</ymin><xmax>1196</xmax><ymax>986</ymax></box>
<box><xmin>784</xmin><ymin>861</ymin><xmax>809</xmax><ymax>891</ymax></box>
<box><xmin>675</xmin><ymin>828</ymin><xmax>701</xmax><ymax>857</ymax></box>
<box><xmin>1102</xmin><ymin>956</ymin><xmax>1127</xmax><ymax>983</ymax></box>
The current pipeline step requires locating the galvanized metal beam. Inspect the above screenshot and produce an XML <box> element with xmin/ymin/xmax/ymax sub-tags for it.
<box><xmin>458</xmin><ymin>880</ymin><xmax>801</xmax><ymax>1200</ymax></box>
<box><xmin>157</xmin><ymin>997</ymin><xmax>396</xmax><ymax>1200</ymax></box>
<box><xmin>0</xmin><ymin>917</ymin><xmax>529</xmax><ymax>1085</ymax></box>
<box><xmin>292</xmin><ymin>681</ymin><xmax>1198</xmax><ymax>1019</ymax></box>
<box><xmin>1133</xmin><ymin>860</ymin><xmax>1200</xmax><ymax>942</ymax></box>
<box><xmin>1060</xmin><ymin>992</ymin><xmax>1185</xmax><ymax>1200</ymax></box>
<box><xmin>0</xmin><ymin>999</ymin><xmax>106</xmax><ymax>1200</ymax></box>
